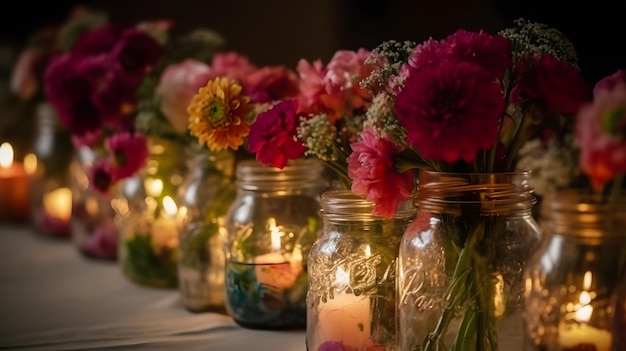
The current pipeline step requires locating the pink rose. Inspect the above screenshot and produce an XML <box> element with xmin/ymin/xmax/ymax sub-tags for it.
<box><xmin>156</xmin><ymin>59</ymin><xmax>211</xmax><ymax>133</ymax></box>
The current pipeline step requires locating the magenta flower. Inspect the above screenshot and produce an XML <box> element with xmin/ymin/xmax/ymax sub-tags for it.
<box><xmin>105</xmin><ymin>132</ymin><xmax>148</xmax><ymax>179</ymax></box>
<box><xmin>248</xmin><ymin>99</ymin><xmax>306</xmax><ymax>169</ymax></box>
<box><xmin>437</xmin><ymin>29</ymin><xmax>512</xmax><ymax>79</ymax></box>
<box><xmin>395</xmin><ymin>61</ymin><xmax>503</xmax><ymax>164</ymax></box>
<box><xmin>44</xmin><ymin>53</ymin><xmax>109</xmax><ymax>136</ymax></box>
<box><xmin>513</xmin><ymin>54</ymin><xmax>589</xmax><ymax>116</ymax></box>
<box><xmin>82</xmin><ymin>221</ymin><xmax>118</xmax><ymax>260</ymax></box>
<box><xmin>109</xmin><ymin>26</ymin><xmax>163</xmax><ymax>85</ymax></box>
<box><xmin>89</xmin><ymin>159</ymin><xmax>114</xmax><ymax>194</ymax></box>
<box><xmin>347</xmin><ymin>127</ymin><xmax>414</xmax><ymax>218</ymax></box>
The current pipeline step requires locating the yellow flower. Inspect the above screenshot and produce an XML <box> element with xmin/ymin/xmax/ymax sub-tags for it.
<box><xmin>187</xmin><ymin>77</ymin><xmax>254</xmax><ymax>151</ymax></box>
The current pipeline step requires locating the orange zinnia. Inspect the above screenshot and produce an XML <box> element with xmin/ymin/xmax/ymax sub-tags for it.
<box><xmin>187</xmin><ymin>77</ymin><xmax>254</xmax><ymax>151</ymax></box>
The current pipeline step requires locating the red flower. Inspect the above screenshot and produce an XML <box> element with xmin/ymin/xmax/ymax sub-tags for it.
<box><xmin>44</xmin><ymin>53</ymin><xmax>108</xmax><ymax>136</ymax></box>
<box><xmin>395</xmin><ymin>61</ymin><xmax>503</xmax><ymax>164</ymax></box>
<box><xmin>347</xmin><ymin>127</ymin><xmax>414</xmax><ymax>218</ymax></box>
<box><xmin>408</xmin><ymin>30</ymin><xmax>511</xmax><ymax>80</ymax></box>
<box><xmin>109</xmin><ymin>27</ymin><xmax>163</xmax><ymax>85</ymax></box>
<box><xmin>245</xmin><ymin>65</ymin><xmax>300</xmax><ymax>102</ymax></box>
<box><xmin>105</xmin><ymin>132</ymin><xmax>148</xmax><ymax>179</ymax></box>
<box><xmin>513</xmin><ymin>54</ymin><xmax>589</xmax><ymax>116</ymax></box>
<box><xmin>89</xmin><ymin>159</ymin><xmax>114</xmax><ymax>194</ymax></box>
<box><xmin>248</xmin><ymin>99</ymin><xmax>306</xmax><ymax>169</ymax></box>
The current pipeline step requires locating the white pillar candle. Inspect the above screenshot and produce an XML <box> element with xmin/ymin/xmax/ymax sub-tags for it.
<box><xmin>317</xmin><ymin>267</ymin><xmax>372</xmax><ymax>350</ymax></box>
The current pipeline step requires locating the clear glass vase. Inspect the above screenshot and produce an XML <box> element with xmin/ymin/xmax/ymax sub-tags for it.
<box><xmin>29</xmin><ymin>102</ymin><xmax>74</xmax><ymax>237</ymax></box>
<box><xmin>176</xmin><ymin>147</ymin><xmax>236</xmax><ymax>313</ymax></box>
<box><xmin>224</xmin><ymin>159</ymin><xmax>326</xmax><ymax>330</ymax></box>
<box><xmin>114</xmin><ymin>137</ymin><xmax>186</xmax><ymax>288</ymax></box>
<box><xmin>523</xmin><ymin>189</ymin><xmax>626</xmax><ymax>351</ymax></box>
<box><xmin>70</xmin><ymin>146</ymin><xmax>118</xmax><ymax>260</ymax></box>
<box><xmin>306</xmin><ymin>190</ymin><xmax>415</xmax><ymax>351</ymax></box>
<box><xmin>397</xmin><ymin>170</ymin><xmax>542</xmax><ymax>351</ymax></box>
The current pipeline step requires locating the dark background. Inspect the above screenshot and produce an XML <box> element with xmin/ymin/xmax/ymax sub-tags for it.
<box><xmin>0</xmin><ymin>0</ymin><xmax>623</xmax><ymax>85</ymax></box>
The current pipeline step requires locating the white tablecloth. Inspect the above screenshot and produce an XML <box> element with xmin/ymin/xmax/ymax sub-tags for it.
<box><xmin>0</xmin><ymin>224</ymin><xmax>306</xmax><ymax>350</ymax></box>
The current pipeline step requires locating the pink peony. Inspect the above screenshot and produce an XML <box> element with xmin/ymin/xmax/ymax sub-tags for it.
<box><xmin>248</xmin><ymin>99</ymin><xmax>306</xmax><ymax>169</ymax></box>
<box><xmin>575</xmin><ymin>80</ymin><xmax>626</xmax><ymax>191</ymax></box>
<box><xmin>347</xmin><ymin>127</ymin><xmax>413</xmax><ymax>218</ymax></box>
<box><xmin>395</xmin><ymin>61</ymin><xmax>503</xmax><ymax>164</ymax></box>
<box><xmin>156</xmin><ymin>59</ymin><xmax>211</xmax><ymax>132</ymax></box>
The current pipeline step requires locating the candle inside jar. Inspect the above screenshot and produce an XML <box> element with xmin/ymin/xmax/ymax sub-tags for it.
<box><xmin>254</xmin><ymin>219</ymin><xmax>301</xmax><ymax>289</ymax></box>
<box><xmin>559</xmin><ymin>275</ymin><xmax>613</xmax><ymax>351</ymax></box>
<box><xmin>151</xmin><ymin>195</ymin><xmax>179</xmax><ymax>249</ymax></box>
<box><xmin>317</xmin><ymin>266</ymin><xmax>372</xmax><ymax>350</ymax></box>
<box><xmin>43</xmin><ymin>187</ymin><xmax>72</xmax><ymax>222</ymax></box>
<box><xmin>0</xmin><ymin>142</ymin><xmax>30</xmax><ymax>221</ymax></box>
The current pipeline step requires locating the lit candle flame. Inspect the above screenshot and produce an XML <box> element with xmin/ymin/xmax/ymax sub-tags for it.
<box><xmin>145</xmin><ymin>178</ymin><xmax>163</xmax><ymax>197</ymax></box>
<box><xmin>268</xmin><ymin>217</ymin><xmax>281</xmax><ymax>252</ymax></box>
<box><xmin>162</xmin><ymin>195</ymin><xmax>177</xmax><ymax>217</ymax></box>
<box><xmin>23</xmin><ymin>153</ymin><xmax>37</xmax><ymax>175</ymax></box>
<box><xmin>0</xmin><ymin>142</ymin><xmax>14</xmax><ymax>168</ymax></box>
<box><xmin>583</xmin><ymin>271</ymin><xmax>592</xmax><ymax>290</ymax></box>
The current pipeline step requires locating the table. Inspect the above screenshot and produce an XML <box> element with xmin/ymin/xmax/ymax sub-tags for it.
<box><xmin>0</xmin><ymin>224</ymin><xmax>306</xmax><ymax>350</ymax></box>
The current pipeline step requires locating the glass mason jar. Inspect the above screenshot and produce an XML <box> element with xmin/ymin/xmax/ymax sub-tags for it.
<box><xmin>307</xmin><ymin>190</ymin><xmax>416</xmax><ymax>351</ymax></box>
<box><xmin>397</xmin><ymin>170</ymin><xmax>542</xmax><ymax>351</ymax></box>
<box><xmin>176</xmin><ymin>147</ymin><xmax>236</xmax><ymax>313</ymax></box>
<box><xmin>523</xmin><ymin>189</ymin><xmax>626</xmax><ymax>351</ymax></box>
<box><xmin>70</xmin><ymin>146</ymin><xmax>119</xmax><ymax>260</ymax></box>
<box><xmin>114</xmin><ymin>137</ymin><xmax>186</xmax><ymax>288</ymax></box>
<box><xmin>29</xmin><ymin>102</ymin><xmax>74</xmax><ymax>237</ymax></box>
<box><xmin>224</xmin><ymin>159</ymin><xmax>326</xmax><ymax>330</ymax></box>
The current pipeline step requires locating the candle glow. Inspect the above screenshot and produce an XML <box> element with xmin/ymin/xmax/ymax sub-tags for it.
<box><xmin>558</xmin><ymin>271</ymin><xmax>613</xmax><ymax>351</ymax></box>
<box><xmin>316</xmin><ymin>266</ymin><xmax>372</xmax><ymax>350</ymax></box>
<box><xmin>0</xmin><ymin>142</ymin><xmax>30</xmax><ymax>221</ymax></box>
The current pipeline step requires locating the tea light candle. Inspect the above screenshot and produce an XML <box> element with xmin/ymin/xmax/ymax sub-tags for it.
<box><xmin>43</xmin><ymin>187</ymin><xmax>72</xmax><ymax>223</ymax></box>
<box><xmin>151</xmin><ymin>195</ymin><xmax>179</xmax><ymax>248</ymax></box>
<box><xmin>317</xmin><ymin>266</ymin><xmax>372</xmax><ymax>349</ymax></box>
<box><xmin>559</xmin><ymin>278</ymin><xmax>613</xmax><ymax>351</ymax></box>
<box><xmin>33</xmin><ymin>187</ymin><xmax>73</xmax><ymax>236</ymax></box>
<box><xmin>559</xmin><ymin>323</ymin><xmax>612</xmax><ymax>351</ymax></box>
<box><xmin>254</xmin><ymin>219</ymin><xmax>302</xmax><ymax>289</ymax></box>
<box><xmin>0</xmin><ymin>142</ymin><xmax>30</xmax><ymax>221</ymax></box>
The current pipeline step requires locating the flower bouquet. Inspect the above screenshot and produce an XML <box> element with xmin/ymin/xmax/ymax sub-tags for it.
<box><xmin>346</xmin><ymin>19</ymin><xmax>590</xmax><ymax>350</ymax></box>
<box><xmin>44</xmin><ymin>19</ymin><xmax>163</xmax><ymax>260</ymax></box>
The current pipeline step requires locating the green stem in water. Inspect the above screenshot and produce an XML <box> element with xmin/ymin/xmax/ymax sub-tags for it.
<box><xmin>423</xmin><ymin>220</ymin><xmax>485</xmax><ymax>351</ymax></box>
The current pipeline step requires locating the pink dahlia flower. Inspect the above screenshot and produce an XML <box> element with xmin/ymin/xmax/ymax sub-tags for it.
<box><xmin>347</xmin><ymin>127</ymin><xmax>414</xmax><ymax>219</ymax></box>
<box><xmin>105</xmin><ymin>131</ymin><xmax>148</xmax><ymax>179</ymax></box>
